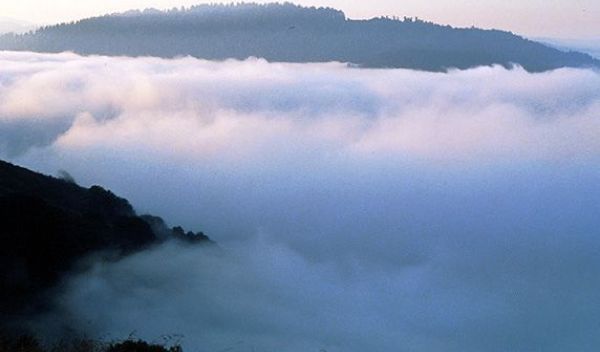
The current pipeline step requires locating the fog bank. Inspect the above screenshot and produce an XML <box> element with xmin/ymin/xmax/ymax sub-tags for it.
<box><xmin>2</xmin><ymin>51</ymin><xmax>600</xmax><ymax>351</ymax></box>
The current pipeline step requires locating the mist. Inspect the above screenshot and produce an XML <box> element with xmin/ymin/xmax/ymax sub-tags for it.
<box><xmin>2</xmin><ymin>51</ymin><xmax>600</xmax><ymax>351</ymax></box>
<box><xmin>540</xmin><ymin>38</ymin><xmax>600</xmax><ymax>60</ymax></box>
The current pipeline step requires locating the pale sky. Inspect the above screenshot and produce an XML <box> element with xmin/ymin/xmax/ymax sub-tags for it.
<box><xmin>1</xmin><ymin>0</ymin><xmax>599</xmax><ymax>39</ymax></box>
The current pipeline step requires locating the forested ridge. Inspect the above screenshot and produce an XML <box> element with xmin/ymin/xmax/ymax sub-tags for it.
<box><xmin>1</xmin><ymin>2</ymin><xmax>598</xmax><ymax>72</ymax></box>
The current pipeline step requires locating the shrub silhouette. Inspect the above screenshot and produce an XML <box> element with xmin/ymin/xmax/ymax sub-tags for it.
<box><xmin>0</xmin><ymin>334</ymin><xmax>44</xmax><ymax>352</ymax></box>
<box><xmin>107</xmin><ymin>340</ymin><xmax>182</xmax><ymax>352</ymax></box>
<box><xmin>0</xmin><ymin>333</ymin><xmax>182</xmax><ymax>352</ymax></box>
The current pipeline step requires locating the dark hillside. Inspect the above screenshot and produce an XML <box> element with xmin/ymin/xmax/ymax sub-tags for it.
<box><xmin>0</xmin><ymin>160</ymin><xmax>210</xmax><ymax>323</ymax></box>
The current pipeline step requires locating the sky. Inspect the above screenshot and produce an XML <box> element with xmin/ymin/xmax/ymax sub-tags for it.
<box><xmin>1</xmin><ymin>0</ymin><xmax>599</xmax><ymax>39</ymax></box>
<box><xmin>3</xmin><ymin>51</ymin><xmax>600</xmax><ymax>351</ymax></box>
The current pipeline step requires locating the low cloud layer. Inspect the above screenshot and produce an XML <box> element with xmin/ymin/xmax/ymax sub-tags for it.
<box><xmin>3</xmin><ymin>51</ymin><xmax>600</xmax><ymax>351</ymax></box>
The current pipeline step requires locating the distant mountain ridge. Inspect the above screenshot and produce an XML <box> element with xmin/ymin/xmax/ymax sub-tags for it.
<box><xmin>537</xmin><ymin>37</ymin><xmax>600</xmax><ymax>60</ymax></box>
<box><xmin>0</xmin><ymin>2</ymin><xmax>598</xmax><ymax>72</ymax></box>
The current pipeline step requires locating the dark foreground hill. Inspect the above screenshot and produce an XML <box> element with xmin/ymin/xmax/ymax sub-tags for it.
<box><xmin>0</xmin><ymin>3</ymin><xmax>598</xmax><ymax>72</ymax></box>
<box><xmin>0</xmin><ymin>160</ymin><xmax>210</xmax><ymax>324</ymax></box>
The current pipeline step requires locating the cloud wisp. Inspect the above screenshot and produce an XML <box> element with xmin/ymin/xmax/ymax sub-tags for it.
<box><xmin>2</xmin><ymin>51</ymin><xmax>600</xmax><ymax>351</ymax></box>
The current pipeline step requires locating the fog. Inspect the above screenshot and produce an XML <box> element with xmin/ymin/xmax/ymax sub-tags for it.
<box><xmin>2</xmin><ymin>51</ymin><xmax>600</xmax><ymax>351</ymax></box>
<box><xmin>541</xmin><ymin>38</ymin><xmax>600</xmax><ymax>60</ymax></box>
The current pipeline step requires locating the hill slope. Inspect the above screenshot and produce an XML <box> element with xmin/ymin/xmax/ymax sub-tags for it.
<box><xmin>0</xmin><ymin>3</ymin><xmax>598</xmax><ymax>72</ymax></box>
<box><xmin>0</xmin><ymin>160</ymin><xmax>210</xmax><ymax>323</ymax></box>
